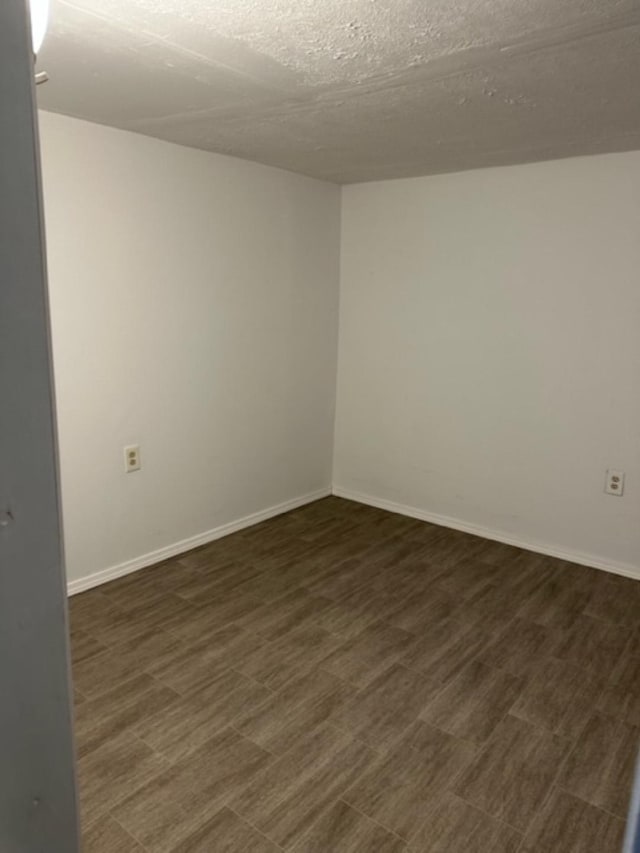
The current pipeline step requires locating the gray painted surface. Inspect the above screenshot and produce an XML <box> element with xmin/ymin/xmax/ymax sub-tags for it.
<box><xmin>0</xmin><ymin>1</ymin><xmax>80</xmax><ymax>851</ymax></box>
<box><xmin>36</xmin><ymin>0</ymin><xmax>640</xmax><ymax>182</ymax></box>
<box><xmin>624</xmin><ymin>754</ymin><xmax>640</xmax><ymax>853</ymax></box>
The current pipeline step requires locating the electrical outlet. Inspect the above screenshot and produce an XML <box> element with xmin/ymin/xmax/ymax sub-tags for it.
<box><xmin>124</xmin><ymin>445</ymin><xmax>141</xmax><ymax>473</ymax></box>
<box><xmin>605</xmin><ymin>469</ymin><xmax>624</xmax><ymax>496</ymax></box>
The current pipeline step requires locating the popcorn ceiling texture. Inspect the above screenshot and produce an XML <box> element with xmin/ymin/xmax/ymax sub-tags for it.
<box><xmin>37</xmin><ymin>0</ymin><xmax>640</xmax><ymax>182</ymax></box>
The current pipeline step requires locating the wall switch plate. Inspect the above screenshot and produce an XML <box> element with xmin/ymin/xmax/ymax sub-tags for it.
<box><xmin>124</xmin><ymin>445</ymin><xmax>141</xmax><ymax>473</ymax></box>
<box><xmin>605</xmin><ymin>469</ymin><xmax>624</xmax><ymax>496</ymax></box>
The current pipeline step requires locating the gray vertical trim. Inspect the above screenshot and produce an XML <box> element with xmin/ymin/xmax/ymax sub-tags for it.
<box><xmin>624</xmin><ymin>753</ymin><xmax>640</xmax><ymax>853</ymax></box>
<box><xmin>0</xmin><ymin>1</ymin><xmax>80</xmax><ymax>851</ymax></box>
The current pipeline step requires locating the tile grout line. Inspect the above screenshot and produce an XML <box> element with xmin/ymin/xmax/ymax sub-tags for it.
<box><xmin>110</xmin><ymin>812</ymin><xmax>153</xmax><ymax>853</ymax></box>
<box><xmin>337</xmin><ymin>796</ymin><xmax>413</xmax><ymax>846</ymax></box>
<box><xmin>70</xmin><ymin>497</ymin><xmax>639</xmax><ymax>852</ymax></box>
<box><xmin>554</xmin><ymin>784</ymin><xmax>630</xmax><ymax>823</ymax></box>
<box><xmin>225</xmin><ymin>805</ymin><xmax>287</xmax><ymax>852</ymax></box>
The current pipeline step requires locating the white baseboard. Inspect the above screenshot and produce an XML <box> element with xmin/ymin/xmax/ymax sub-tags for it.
<box><xmin>332</xmin><ymin>485</ymin><xmax>640</xmax><ymax>581</ymax></box>
<box><xmin>67</xmin><ymin>487</ymin><xmax>332</xmax><ymax>596</ymax></box>
<box><xmin>68</xmin><ymin>482</ymin><xmax>639</xmax><ymax>595</ymax></box>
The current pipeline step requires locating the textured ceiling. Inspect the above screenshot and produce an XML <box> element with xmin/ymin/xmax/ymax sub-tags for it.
<box><xmin>37</xmin><ymin>0</ymin><xmax>640</xmax><ymax>183</ymax></box>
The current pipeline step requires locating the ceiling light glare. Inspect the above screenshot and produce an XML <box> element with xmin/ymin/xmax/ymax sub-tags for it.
<box><xmin>30</xmin><ymin>0</ymin><xmax>50</xmax><ymax>55</ymax></box>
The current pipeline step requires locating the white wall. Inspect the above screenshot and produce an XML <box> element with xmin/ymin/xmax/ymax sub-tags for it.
<box><xmin>335</xmin><ymin>152</ymin><xmax>640</xmax><ymax>575</ymax></box>
<box><xmin>39</xmin><ymin>111</ymin><xmax>341</xmax><ymax>589</ymax></box>
<box><xmin>40</xmin><ymin>115</ymin><xmax>640</xmax><ymax>586</ymax></box>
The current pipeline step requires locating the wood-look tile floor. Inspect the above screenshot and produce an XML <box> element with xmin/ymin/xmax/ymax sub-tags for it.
<box><xmin>70</xmin><ymin>497</ymin><xmax>639</xmax><ymax>852</ymax></box>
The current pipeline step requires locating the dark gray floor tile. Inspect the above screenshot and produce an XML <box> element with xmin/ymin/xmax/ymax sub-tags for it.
<box><xmin>454</xmin><ymin>716</ymin><xmax>569</xmax><ymax>833</ymax></box>
<box><xmin>510</xmin><ymin>657</ymin><xmax>603</xmax><ymax>739</ymax></box>
<box><xmin>82</xmin><ymin>815</ymin><xmax>146</xmax><ymax>853</ymax></box>
<box><xmin>401</xmin><ymin>617</ymin><xmax>491</xmax><ymax>685</ymax></box>
<box><xmin>230</xmin><ymin>725</ymin><xmax>376</xmax><ymax>849</ymax></box>
<box><xmin>320</xmin><ymin>620</ymin><xmax>415</xmax><ymax>687</ymax></box>
<box><xmin>520</xmin><ymin>790</ymin><xmax>625</xmax><ymax>853</ymax></box>
<box><xmin>335</xmin><ymin>663</ymin><xmax>440</xmax><ymax>751</ymax></box>
<box><xmin>408</xmin><ymin>792</ymin><xmax>521</xmax><ymax>852</ymax></box>
<box><xmin>170</xmin><ymin>807</ymin><xmax>280</xmax><ymax>853</ymax></box>
<box><xmin>234</xmin><ymin>668</ymin><xmax>357</xmax><ymax>754</ymax></box>
<box><xmin>133</xmin><ymin>668</ymin><xmax>270</xmax><ymax>761</ymax></box>
<box><xmin>343</xmin><ymin>720</ymin><xmax>476</xmax><ymax>840</ymax></box>
<box><xmin>292</xmin><ymin>800</ymin><xmax>407</xmax><ymax>852</ymax></box>
<box><xmin>557</xmin><ymin>712</ymin><xmax>639</xmax><ymax>818</ymax></box>
<box><xmin>421</xmin><ymin>660</ymin><xmax>523</xmax><ymax>744</ymax></box>
<box><xmin>477</xmin><ymin>617</ymin><xmax>553</xmax><ymax>676</ymax></box>
<box><xmin>113</xmin><ymin>728</ymin><xmax>273</xmax><ymax>852</ymax></box>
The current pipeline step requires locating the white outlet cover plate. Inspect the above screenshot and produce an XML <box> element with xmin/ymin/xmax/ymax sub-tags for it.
<box><xmin>605</xmin><ymin>469</ymin><xmax>624</xmax><ymax>496</ymax></box>
<box><xmin>124</xmin><ymin>445</ymin><xmax>141</xmax><ymax>473</ymax></box>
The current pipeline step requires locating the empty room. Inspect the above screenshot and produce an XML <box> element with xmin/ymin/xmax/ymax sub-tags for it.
<box><xmin>2</xmin><ymin>0</ymin><xmax>640</xmax><ymax>851</ymax></box>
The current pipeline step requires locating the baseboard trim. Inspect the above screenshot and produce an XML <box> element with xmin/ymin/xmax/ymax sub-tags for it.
<box><xmin>67</xmin><ymin>487</ymin><xmax>332</xmax><ymax>596</ymax></box>
<box><xmin>332</xmin><ymin>485</ymin><xmax>640</xmax><ymax>581</ymax></box>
